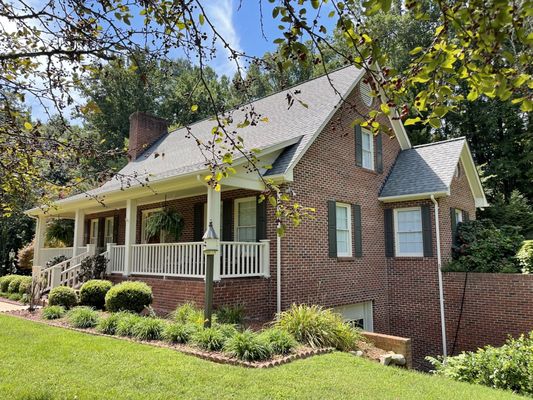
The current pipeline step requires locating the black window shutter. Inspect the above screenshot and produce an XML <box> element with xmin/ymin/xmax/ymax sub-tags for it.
<box><xmin>353</xmin><ymin>204</ymin><xmax>363</xmax><ymax>257</ymax></box>
<box><xmin>256</xmin><ymin>196</ymin><xmax>267</xmax><ymax>241</ymax></box>
<box><xmin>97</xmin><ymin>217</ymin><xmax>105</xmax><ymax>249</ymax></box>
<box><xmin>421</xmin><ymin>205</ymin><xmax>433</xmax><ymax>257</ymax></box>
<box><xmin>450</xmin><ymin>207</ymin><xmax>457</xmax><ymax>245</ymax></box>
<box><xmin>376</xmin><ymin>133</ymin><xmax>383</xmax><ymax>173</ymax></box>
<box><xmin>113</xmin><ymin>214</ymin><xmax>119</xmax><ymax>244</ymax></box>
<box><xmin>193</xmin><ymin>202</ymin><xmax>204</xmax><ymax>241</ymax></box>
<box><xmin>328</xmin><ymin>200</ymin><xmax>337</xmax><ymax>257</ymax></box>
<box><xmin>84</xmin><ymin>220</ymin><xmax>90</xmax><ymax>245</ymax></box>
<box><xmin>463</xmin><ymin>210</ymin><xmax>470</xmax><ymax>222</ymax></box>
<box><xmin>222</xmin><ymin>199</ymin><xmax>233</xmax><ymax>241</ymax></box>
<box><xmin>384</xmin><ymin>209</ymin><xmax>394</xmax><ymax>257</ymax></box>
<box><xmin>355</xmin><ymin>125</ymin><xmax>363</xmax><ymax>167</ymax></box>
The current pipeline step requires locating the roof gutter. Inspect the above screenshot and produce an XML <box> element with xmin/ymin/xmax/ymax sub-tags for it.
<box><xmin>378</xmin><ymin>191</ymin><xmax>449</xmax><ymax>203</ymax></box>
<box><xmin>431</xmin><ymin>194</ymin><xmax>448</xmax><ymax>359</ymax></box>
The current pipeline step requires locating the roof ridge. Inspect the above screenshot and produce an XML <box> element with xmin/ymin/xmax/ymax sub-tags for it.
<box><xmin>413</xmin><ymin>136</ymin><xmax>466</xmax><ymax>149</ymax></box>
<box><xmin>168</xmin><ymin>65</ymin><xmax>357</xmax><ymax>135</ymax></box>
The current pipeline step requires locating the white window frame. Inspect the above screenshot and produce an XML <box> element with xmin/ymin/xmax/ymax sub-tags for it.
<box><xmin>394</xmin><ymin>207</ymin><xmax>424</xmax><ymax>257</ymax></box>
<box><xmin>234</xmin><ymin>197</ymin><xmax>257</xmax><ymax>242</ymax></box>
<box><xmin>141</xmin><ymin>208</ymin><xmax>171</xmax><ymax>244</ymax></box>
<box><xmin>89</xmin><ymin>219</ymin><xmax>99</xmax><ymax>245</ymax></box>
<box><xmin>335</xmin><ymin>202</ymin><xmax>353</xmax><ymax>257</ymax></box>
<box><xmin>104</xmin><ymin>216</ymin><xmax>114</xmax><ymax>245</ymax></box>
<box><xmin>361</xmin><ymin>129</ymin><xmax>374</xmax><ymax>170</ymax></box>
<box><xmin>334</xmin><ymin>301</ymin><xmax>374</xmax><ymax>332</ymax></box>
<box><xmin>455</xmin><ymin>208</ymin><xmax>463</xmax><ymax>224</ymax></box>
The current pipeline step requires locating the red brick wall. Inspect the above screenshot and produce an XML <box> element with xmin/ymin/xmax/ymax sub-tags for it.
<box><xmin>84</xmin><ymin>209</ymin><xmax>126</xmax><ymax>245</ymax></box>
<box><xmin>128</xmin><ymin>112</ymin><xmax>168</xmax><ymax>161</ymax></box>
<box><xmin>278</xmin><ymin>79</ymin><xmax>402</xmax><ymax>334</ymax></box>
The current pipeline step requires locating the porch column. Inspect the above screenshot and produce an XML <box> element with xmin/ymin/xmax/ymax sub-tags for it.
<box><xmin>206</xmin><ymin>186</ymin><xmax>221</xmax><ymax>281</ymax></box>
<box><xmin>33</xmin><ymin>215</ymin><xmax>47</xmax><ymax>267</ymax></box>
<box><xmin>72</xmin><ymin>209</ymin><xmax>85</xmax><ymax>256</ymax></box>
<box><xmin>123</xmin><ymin>198</ymin><xmax>137</xmax><ymax>276</ymax></box>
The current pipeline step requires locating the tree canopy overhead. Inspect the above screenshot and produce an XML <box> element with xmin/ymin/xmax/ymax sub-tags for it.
<box><xmin>0</xmin><ymin>0</ymin><xmax>531</xmax><ymax>232</ymax></box>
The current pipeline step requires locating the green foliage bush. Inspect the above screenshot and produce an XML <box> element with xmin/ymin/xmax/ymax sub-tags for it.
<box><xmin>8</xmin><ymin>293</ymin><xmax>22</xmax><ymax>301</ymax></box>
<box><xmin>67</xmin><ymin>306</ymin><xmax>100</xmax><ymax>329</ymax></box>
<box><xmin>78</xmin><ymin>254</ymin><xmax>109</xmax><ymax>282</ymax></box>
<box><xmin>104</xmin><ymin>281</ymin><xmax>153</xmax><ymax>313</ymax></box>
<box><xmin>428</xmin><ymin>332</ymin><xmax>533</xmax><ymax>396</ymax></box>
<box><xmin>42</xmin><ymin>305</ymin><xmax>66</xmax><ymax>320</ymax></box>
<box><xmin>276</xmin><ymin>304</ymin><xmax>360</xmax><ymax>351</ymax></box>
<box><xmin>259</xmin><ymin>328</ymin><xmax>298</xmax><ymax>355</ymax></box>
<box><xmin>17</xmin><ymin>240</ymin><xmax>35</xmax><ymax>271</ymax></box>
<box><xmin>445</xmin><ymin>220</ymin><xmax>524</xmax><ymax>273</ymax></box>
<box><xmin>0</xmin><ymin>275</ymin><xmax>16</xmax><ymax>292</ymax></box>
<box><xmin>162</xmin><ymin>323</ymin><xmax>197</xmax><ymax>344</ymax></box>
<box><xmin>224</xmin><ymin>330</ymin><xmax>272</xmax><ymax>361</ymax></box>
<box><xmin>216</xmin><ymin>304</ymin><xmax>245</xmax><ymax>325</ymax></box>
<box><xmin>517</xmin><ymin>240</ymin><xmax>533</xmax><ymax>273</ymax></box>
<box><xmin>172</xmin><ymin>302</ymin><xmax>206</xmax><ymax>325</ymax></box>
<box><xmin>115</xmin><ymin>313</ymin><xmax>144</xmax><ymax>337</ymax></box>
<box><xmin>132</xmin><ymin>318</ymin><xmax>167</xmax><ymax>341</ymax></box>
<box><xmin>191</xmin><ymin>326</ymin><xmax>229</xmax><ymax>351</ymax></box>
<box><xmin>17</xmin><ymin>276</ymin><xmax>32</xmax><ymax>295</ymax></box>
<box><xmin>45</xmin><ymin>255</ymin><xmax>68</xmax><ymax>268</ymax></box>
<box><xmin>7</xmin><ymin>275</ymin><xmax>25</xmax><ymax>293</ymax></box>
<box><xmin>79</xmin><ymin>280</ymin><xmax>113</xmax><ymax>309</ymax></box>
<box><xmin>48</xmin><ymin>286</ymin><xmax>78</xmax><ymax>309</ymax></box>
<box><xmin>96</xmin><ymin>312</ymin><xmax>130</xmax><ymax>335</ymax></box>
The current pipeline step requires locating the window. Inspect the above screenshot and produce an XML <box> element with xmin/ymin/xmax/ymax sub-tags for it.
<box><xmin>89</xmin><ymin>219</ymin><xmax>99</xmax><ymax>245</ymax></box>
<box><xmin>361</xmin><ymin>129</ymin><xmax>374</xmax><ymax>170</ymax></box>
<box><xmin>104</xmin><ymin>217</ymin><xmax>114</xmax><ymax>245</ymax></box>
<box><xmin>334</xmin><ymin>301</ymin><xmax>374</xmax><ymax>332</ymax></box>
<box><xmin>234</xmin><ymin>197</ymin><xmax>256</xmax><ymax>242</ymax></box>
<box><xmin>394</xmin><ymin>208</ymin><xmax>423</xmax><ymax>257</ymax></box>
<box><xmin>455</xmin><ymin>208</ymin><xmax>463</xmax><ymax>224</ymax></box>
<box><xmin>336</xmin><ymin>203</ymin><xmax>352</xmax><ymax>257</ymax></box>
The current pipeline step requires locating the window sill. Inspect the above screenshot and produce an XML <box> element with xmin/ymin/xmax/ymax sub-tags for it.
<box><xmin>357</xmin><ymin>166</ymin><xmax>380</xmax><ymax>175</ymax></box>
<box><xmin>337</xmin><ymin>256</ymin><xmax>355</xmax><ymax>262</ymax></box>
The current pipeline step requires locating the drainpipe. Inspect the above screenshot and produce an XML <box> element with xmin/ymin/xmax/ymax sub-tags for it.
<box><xmin>431</xmin><ymin>194</ymin><xmax>447</xmax><ymax>358</ymax></box>
<box><xmin>276</xmin><ymin>222</ymin><xmax>282</xmax><ymax>317</ymax></box>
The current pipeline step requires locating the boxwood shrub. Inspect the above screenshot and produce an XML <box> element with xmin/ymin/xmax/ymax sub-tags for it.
<box><xmin>17</xmin><ymin>276</ymin><xmax>32</xmax><ymax>295</ymax></box>
<box><xmin>48</xmin><ymin>286</ymin><xmax>78</xmax><ymax>309</ymax></box>
<box><xmin>79</xmin><ymin>280</ymin><xmax>113</xmax><ymax>309</ymax></box>
<box><xmin>0</xmin><ymin>275</ymin><xmax>16</xmax><ymax>292</ymax></box>
<box><xmin>105</xmin><ymin>281</ymin><xmax>153</xmax><ymax>313</ymax></box>
<box><xmin>7</xmin><ymin>275</ymin><xmax>25</xmax><ymax>294</ymax></box>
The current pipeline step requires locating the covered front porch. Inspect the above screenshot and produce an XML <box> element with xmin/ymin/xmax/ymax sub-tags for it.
<box><xmin>32</xmin><ymin>172</ymin><xmax>275</xmax><ymax>288</ymax></box>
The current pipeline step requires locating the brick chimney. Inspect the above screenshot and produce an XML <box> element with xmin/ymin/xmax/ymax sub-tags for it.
<box><xmin>128</xmin><ymin>111</ymin><xmax>168</xmax><ymax>160</ymax></box>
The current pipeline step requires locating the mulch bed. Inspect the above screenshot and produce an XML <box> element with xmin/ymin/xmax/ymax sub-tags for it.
<box><xmin>4</xmin><ymin>308</ymin><xmax>338</xmax><ymax>368</ymax></box>
<box><xmin>0</xmin><ymin>296</ymin><xmax>26</xmax><ymax>306</ymax></box>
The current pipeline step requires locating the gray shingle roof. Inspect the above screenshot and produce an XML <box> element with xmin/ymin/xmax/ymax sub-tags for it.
<box><xmin>379</xmin><ymin>137</ymin><xmax>466</xmax><ymax>199</ymax></box>
<box><xmin>94</xmin><ymin>66</ymin><xmax>364</xmax><ymax>195</ymax></box>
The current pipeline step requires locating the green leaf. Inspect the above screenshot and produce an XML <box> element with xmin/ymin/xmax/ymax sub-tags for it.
<box><xmin>23</xmin><ymin>122</ymin><xmax>32</xmax><ymax>130</ymax></box>
<box><xmin>380</xmin><ymin>103</ymin><xmax>391</xmax><ymax>115</ymax></box>
<box><xmin>466</xmin><ymin>88</ymin><xmax>479</xmax><ymax>101</ymax></box>
<box><xmin>199</xmin><ymin>14</ymin><xmax>205</xmax><ymax>25</ymax></box>
<box><xmin>409</xmin><ymin>47</ymin><xmax>423</xmax><ymax>55</ymax></box>
<box><xmin>191</xmin><ymin>104</ymin><xmax>198</xmax><ymax>112</ymax></box>
<box><xmin>404</xmin><ymin>117</ymin><xmax>422</xmax><ymax>126</ymax></box>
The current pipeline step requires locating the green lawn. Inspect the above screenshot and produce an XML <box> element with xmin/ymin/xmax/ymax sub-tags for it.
<box><xmin>0</xmin><ymin>315</ymin><xmax>522</xmax><ymax>400</ymax></box>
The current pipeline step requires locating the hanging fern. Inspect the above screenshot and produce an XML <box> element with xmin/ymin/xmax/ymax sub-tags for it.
<box><xmin>144</xmin><ymin>208</ymin><xmax>184</xmax><ymax>242</ymax></box>
<box><xmin>45</xmin><ymin>219</ymin><xmax>74</xmax><ymax>247</ymax></box>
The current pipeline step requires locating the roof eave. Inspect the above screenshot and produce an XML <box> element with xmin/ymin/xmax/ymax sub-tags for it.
<box><xmin>378</xmin><ymin>190</ymin><xmax>449</xmax><ymax>203</ymax></box>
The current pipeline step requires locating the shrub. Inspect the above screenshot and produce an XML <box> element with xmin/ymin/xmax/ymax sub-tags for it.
<box><xmin>0</xmin><ymin>275</ymin><xmax>15</xmax><ymax>292</ymax></box>
<box><xmin>78</xmin><ymin>254</ymin><xmax>109</xmax><ymax>282</ymax></box>
<box><xmin>8</xmin><ymin>293</ymin><xmax>22</xmax><ymax>301</ymax></box>
<box><xmin>517</xmin><ymin>240</ymin><xmax>533</xmax><ymax>273</ymax></box>
<box><xmin>7</xmin><ymin>275</ymin><xmax>25</xmax><ymax>293</ymax></box>
<box><xmin>45</xmin><ymin>255</ymin><xmax>68</xmax><ymax>269</ymax></box>
<box><xmin>445</xmin><ymin>220</ymin><xmax>524</xmax><ymax>273</ymax></box>
<box><xmin>162</xmin><ymin>323</ymin><xmax>197</xmax><ymax>344</ymax></box>
<box><xmin>259</xmin><ymin>328</ymin><xmax>298</xmax><ymax>355</ymax></box>
<box><xmin>173</xmin><ymin>302</ymin><xmax>205</xmax><ymax>325</ymax></box>
<box><xmin>428</xmin><ymin>332</ymin><xmax>533</xmax><ymax>396</ymax></box>
<box><xmin>96</xmin><ymin>312</ymin><xmax>130</xmax><ymax>335</ymax></box>
<box><xmin>79</xmin><ymin>280</ymin><xmax>113</xmax><ymax>309</ymax></box>
<box><xmin>17</xmin><ymin>240</ymin><xmax>35</xmax><ymax>271</ymax></box>
<box><xmin>48</xmin><ymin>286</ymin><xmax>78</xmax><ymax>309</ymax></box>
<box><xmin>191</xmin><ymin>326</ymin><xmax>228</xmax><ymax>351</ymax></box>
<box><xmin>216</xmin><ymin>304</ymin><xmax>245</xmax><ymax>325</ymax></box>
<box><xmin>42</xmin><ymin>305</ymin><xmax>66</xmax><ymax>320</ymax></box>
<box><xmin>132</xmin><ymin>318</ymin><xmax>167</xmax><ymax>341</ymax></box>
<box><xmin>17</xmin><ymin>276</ymin><xmax>32</xmax><ymax>295</ymax></box>
<box><xmin>115</xmin><ymin>313</ymin><xmax>144</xmax><ymax>337</ymax></box>
<box><xmin>66</xmin><ymin>306</ymin><xmax>100</xmax><ymax>328</ymax></box>
<box><xmin>224</xmin><ymin>330</ymin><xmax>272</xmax><ymax>361</ymax></box>
<box><xmin>105</xmin><ymin>281</ymin><xmax>153</xmax><ymax>313</ymax></box>
<box><xmin>276</xmin><ymin>304</ymin><xmax>360</xmax><ymax>351</ymax></box>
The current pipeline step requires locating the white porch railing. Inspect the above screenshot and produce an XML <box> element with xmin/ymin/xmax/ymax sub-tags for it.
<box><xmin>38</xmin><ymin>247</ymin><xmax>73</xmax><ymax>267</ymax></box>
<box><xmin>106</xmin><ymin>241</ymin><xmax>270</xmax><ymax>279</ymax></box>
<box><xmin>39</xmin><ymin>245</ymin><xmax>95</xmax><ymax>291</ymax></box>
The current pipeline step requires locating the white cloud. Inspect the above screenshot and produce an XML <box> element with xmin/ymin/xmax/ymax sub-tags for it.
<box><xmin>203</xmin><ymin>0</ymin><xmax>242</xmax><ymax>77</ymax></box>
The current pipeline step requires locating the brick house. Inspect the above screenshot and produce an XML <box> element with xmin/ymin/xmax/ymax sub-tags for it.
<box><xmin>28</xmin><ymin>66</ymin><xmax>488</xmax><ymax>367</ymax></box>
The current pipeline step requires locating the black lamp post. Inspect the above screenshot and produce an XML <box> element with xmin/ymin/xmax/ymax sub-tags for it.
<box><xmin>202</xmin><ymin>221</ymin><xmax>218</xmax><ymax>328</ymax></box>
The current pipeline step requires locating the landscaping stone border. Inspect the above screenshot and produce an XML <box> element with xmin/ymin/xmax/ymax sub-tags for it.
<box><xmin>2</xmin><ymin>310</ymin><xmax>334</xmax><ymax>368</ymax></box>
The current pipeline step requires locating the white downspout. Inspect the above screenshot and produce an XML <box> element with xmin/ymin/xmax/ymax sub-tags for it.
<box><xmin>276</xmin><ymin>223</ymin><xmax>282</xmax><ymax>316</ymax></box>
<box><xmin>431</xmin><ymin>195</ymin><xmax>447</xmax><ymax>358</ymax></box>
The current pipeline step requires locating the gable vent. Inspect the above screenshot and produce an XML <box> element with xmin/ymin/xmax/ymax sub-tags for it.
<box><xmin>360</xmin><ymin>81</ymin><xmax>373</xmax><ymax>107</ymax></box>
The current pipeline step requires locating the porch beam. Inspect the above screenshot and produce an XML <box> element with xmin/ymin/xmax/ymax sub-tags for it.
<box><xmin>124</xmin><ymin>198</ymin><xmax>137</xmax><ymax>276</ymax></box>
<box><xmin>72</xmin><ymin>209</ymin><xmax>85</xmax><ymax>256</ymax></box>
<box><xmin>206</xmin><ymin>186</ymin><xmax>221</xmax><ymax>281</ymax></box>
<box><xmin>222</xmin><ymin>176</ymin><xmax>265</xmax><ymax>191</ymax></box>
